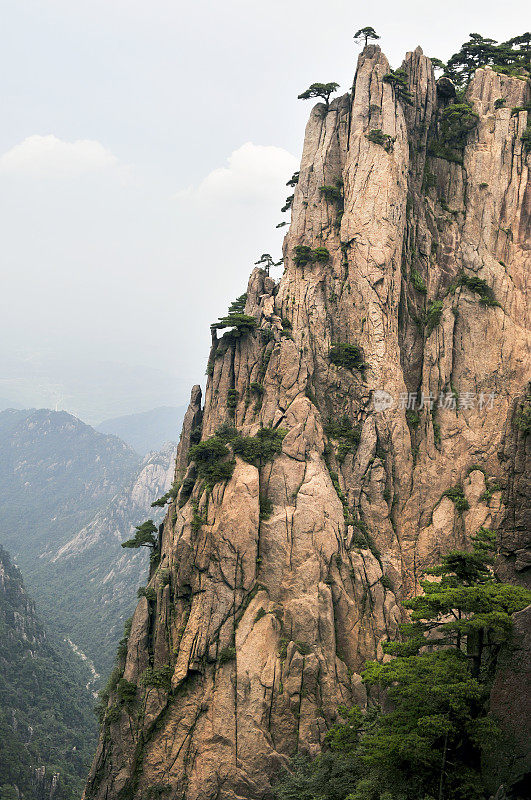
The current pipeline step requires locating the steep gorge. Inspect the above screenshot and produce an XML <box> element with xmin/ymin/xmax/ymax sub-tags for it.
<box><xmin>84</xmin><ymin>45</ymin><xmax>530</xmax><ymax>800</ymax></box>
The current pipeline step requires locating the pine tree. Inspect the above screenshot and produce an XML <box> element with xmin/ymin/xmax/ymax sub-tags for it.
<box><xmin>353</xmin><ymin>27</ymin><xmax>380</xmax><ymax>48</ymax></box>
<box><xmin>274</xmin><ymin>528</ymin><xmax>531</xmax><ymax>800</ymax></box>
<box><xmin>383</xmin><ymin>69</ymin><xmax>413</xmax><ymax>104</ymax></box>
<box><xmin>297</xmin><ymin>82</ymin><xmax>339</xmax><ymax>109</ymax></box>
<box><xmin>121</xmin><ymin>519</ymin><xmax>158</xmax><ymax>549</ymax></box>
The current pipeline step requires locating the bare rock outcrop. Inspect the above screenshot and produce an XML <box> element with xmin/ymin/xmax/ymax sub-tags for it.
<box><xmin>84</xmin><ymin>46</ymin><xmax>530</xmax><ymax>800</ymax></box>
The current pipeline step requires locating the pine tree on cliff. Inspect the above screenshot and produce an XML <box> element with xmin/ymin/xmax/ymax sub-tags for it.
<box><xmin>297</xmin><ymin>82</ymin><xmax>339</xmax><ymax>109</ymax></box>
<box><xmin>353</xmin><ymin>27</ymin><xmax>380</xmax><ymax>48</ymax></box>
<box><xmin>276</xmin><ymin>530</ymin><xmax>531</xmax><ymax>800</ymax></box>
<box><xmin>121</xmin><ymin>519</ymin><xmax>158</xmax><ymax>549</ymax></box>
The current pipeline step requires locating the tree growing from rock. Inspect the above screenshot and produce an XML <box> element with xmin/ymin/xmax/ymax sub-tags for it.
<box><xmin>121</xmin><ymin>519</ymin><xmax>158</xmax><ymax>549</ymax></box>
<box><xmin>353</xmin><ymin>27</ymin><xmax>380</xmax><ymax>47</ymax></box>
<box><xmin>275</xmin><ymin>528</ymin><xmax>531</xmax><ymax>800</ymax></box>
<box><xmin>255</xmin><ymin>253</ymin><xmax>283</xmax><ymax>276</ymax></box>
<box><xmin>383</xmin><ymin>68</ymin><xmax>413</xmax><ymax>104</ymax></box>
<box><xmin>297</xmin><ymin>82</ymin><xmax>339</xmax><ymax>109</ymax></box>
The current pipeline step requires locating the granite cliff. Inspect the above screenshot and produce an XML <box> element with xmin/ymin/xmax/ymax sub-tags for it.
<box><xmin>84</xmin><ymin>44</ymin><xmax>530</xmax><ymax>800</ymax></box>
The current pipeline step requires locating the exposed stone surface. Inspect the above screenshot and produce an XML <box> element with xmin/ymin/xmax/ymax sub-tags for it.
<box><xmin>496</xmin><ymin>392</ymin><xmax>531</xmax><ymax>588</ymax></box>
<box><xmin>485</xmin><ymin>605</ymin><xmax>531</xmax><ymax>793</ymax></box>
<box><xmin>84</xmin><ymin>47</ymin><xmax>530</xmax><ymax>800</ymax></box>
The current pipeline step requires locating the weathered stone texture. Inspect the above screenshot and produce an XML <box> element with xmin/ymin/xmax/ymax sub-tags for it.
<box><xmin>84</xmin><ymin>48</ymin><xmax>530</xmax><ymax>800</ymax></box>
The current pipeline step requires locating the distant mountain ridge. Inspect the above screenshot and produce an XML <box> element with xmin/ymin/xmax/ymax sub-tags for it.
<box><xmin>97</xmin><ymin>405</ymin><xmax>186</xmax><ymax>455</ymax></box>
<box><xmin>0</xmin><ymin>408</ymin><xmax>139</xmax><ymax>560</ymax></box>
<box><xmin>48</xmin><ymin>442</ymin><xmax>177</xmax><ymax>673</ymax></box>
<box><xmin>0</xmin><ymin>407</ymin><xmax>177</xmax><ymax>675</ymax></box>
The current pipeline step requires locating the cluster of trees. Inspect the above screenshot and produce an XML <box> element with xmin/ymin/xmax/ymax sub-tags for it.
<box><xmin>439</xmin><ymin>33</ymin><xmax>531</xmax><ymax>86</ymax></box>
<box><xmin>274</xmin><ymin>529</ymin><xmax>531</xmax><ymax>800</ymax></box>
<box><xmin>296</xmin><ymin>30</ymin><xmax>530</xmax><ymax>117</ymax></box>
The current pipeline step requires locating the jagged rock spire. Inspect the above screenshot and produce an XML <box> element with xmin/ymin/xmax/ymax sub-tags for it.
<box><xmin>84</xmin><ymin>48</ymin><xmax>530</xmax><ymax>800</ymax></box>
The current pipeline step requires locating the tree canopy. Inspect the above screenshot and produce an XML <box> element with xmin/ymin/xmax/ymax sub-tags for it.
<box><xmin>383</xmin><ymin>69</ymin><xmax>413</xmax><ymax>104</ymax></box>
<box><xmin>297</xmin><ymin>82</ymin><xmax>339</xmax><ymax>108</ymax></box>
<box><xmin>255</xmin><ymin>253</ymin><xmax>283</xmax><ymax>275</ymax></box>
<box><xmin>274</xmin><ymin>527</ymin><xmax>531</xmax><ymax>800</ymax></box>
<box><xmin>353</xmin><ymin>27</ymin><xmax>380</xmax><ymax>47</ymax></box>
<box><xmin>443</xmin><ymin>32</ymin><xmax>531</xmax><ymax>86</ymax></box>
<box><xmin>121</xmin><ymin>519</ymin><xmax>158</xmax><ymax>549</ymax></box>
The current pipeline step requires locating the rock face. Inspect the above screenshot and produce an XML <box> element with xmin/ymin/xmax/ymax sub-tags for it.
<box><xmin>84</xmin><ymin>48</ymin><xmax>530</xmax><ymax>800</ymax></box>
<box><xmin>486</xmin><ymin>605</ymin><xmax>531</xmax><ymax>794</ymax></box>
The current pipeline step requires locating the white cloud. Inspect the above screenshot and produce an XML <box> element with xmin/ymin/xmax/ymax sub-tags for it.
<box><xmin>177</xmin><ymin>142</ymin><xmax>298</xmax><ymax>205</ymax></box>
<box><xmin>0</xmin><ymin>134</ymin><xmax>119</xmax><ymax>177</ymax></box>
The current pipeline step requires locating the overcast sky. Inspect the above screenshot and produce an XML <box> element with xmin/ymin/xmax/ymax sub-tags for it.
<box><xmin>0</xmin><ymin>0</ymin><xmax>524</xmax><ymax>423</ymax></box>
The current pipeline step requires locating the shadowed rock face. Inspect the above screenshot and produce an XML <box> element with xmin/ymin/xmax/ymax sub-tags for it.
<box><xmin>84</xmin><ymin>46</ymin><xmax>530</xmax><ymax>800</ymax></box>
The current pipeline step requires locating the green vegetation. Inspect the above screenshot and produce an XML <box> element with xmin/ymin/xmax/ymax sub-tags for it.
<box><xmin>191</xmin><ymin>503</ymin><xmax>206</xmax><ymax>532</ymax></box>
<box><xmin>430</xmin><ymin>57</ymin><xmax>446</xmax><ymax>74</ymax></box>
<box><xmin>312</xmin><ymin>247</ymin><xmax>331</xmax><ymax>262</ymax></box>
<box><xmin>353</xmin><ymin>27</ymin><xmax>380</xmax><ymax>47</ymax></box>
<box><xmin>406</xmin><ymin>410</ymin><xmax>420</xmax><ymax>428</ymax></box>
<box><xmin>383</xmin><ymin>69</ymin><xmax>413</xmax><ymax>104</ymax></box>
<box><xmin>139</xmin><ymin>665</ymin><xmax>172</xmax><ymax>690</ymax></box>
<box><xmin>456</xmin><ymin>273</ymin><xmax>500</xmax><ymax>307</ymax></box>
<box><xmin>115</xmin><ymin>676</ymin><xmax>137</xmax><ymax>704</ymax></box>
<box><xmin>254</xmin><ymin>608</ymin><xmax>268</xmax><ymax>623</ymax></box>
<box><xmin>429</xmin><ymin>102</ymin><xmax>479</xmax><ymax>163</ymax></box>
<box><xmin>227</xmin><ymin>389</ymin><xmax>239</xmax><ymax>415</ymax></box>
<box><xmin>186</xmin><ymin>426</ymin><xmax>285</xmax><ymax>490</ymax></box>
<box><xmin>282</xmin><ymin>194</ymin><xmax>294</xmax><ymax>212</ymax></box>
<box><xmin>274</xmin><ymin>530</ymin><xmax>531</xmax><ymax>800</ymax></box>
<box><xmin>426</xmin><ymin>34</ymin><xmax>530</xmax><ymax>164</ymax></box>
<box><xmin>510</xmin><ymin>103</ymin><xmax>531</xmax><ymax>116</ymax></box>
<box><xmin>286</xmin><ymin>171</ymin><xmax>300</xmax><ymax>187</ymax></box>
<box><xmin>442</xmin><ymin>484</ymin><xmax>470</xmax><ymax>513</ymax></box>
<box><xmin>293</xmin><ymin>245</ymin><xmax>313</xmax><ymax>266</ymax></box>
<box><xmin>218</xmin><ymin>645</ymin><xmax>237</xmax><ymax>664</ymax></box>
<box><xmin>329</xmin><ymin>342</ymin><xmax>367</xmax><ymax>373</ymax></box>
<box><xmin>228</xmin><ymin>293</ymin><xmax>247</xmax><ymax>314</ymax></box>
<box><xmin>121</xmin><ymin>519</ymin><xmax>158</xmax><ymax>550</ymax></box>
<box><xmin>426</xmin><ymin>299</ymin><xmax>444</xmax><ymax>334</ymax></box>
<box><xmin>365</xmin><ymin>129</ymin><xmax>395</xmax><ymax>152</ymax></box>
<box><xmin>0</xmin><ymin>408</ymin><xmax>144</xmax><ymax>676</ymax></box>
<box><xmin>260</xmin><ymin>497</ymin><xmax>273</xmax><ymax>520</ymax></box>
<box><xmin>293</xmin><ymin>245</ymin><xmax>331</xmax><ymax>266</ymax></box>
<box><xmin>188</xmin><ymin>435</ymin><xmax>235</xmax><ymax>488</ymax></box>
<box><xmin>151</xmin><ymin>478</ymin><xmax>181</xmax><ymax>508</ymax></box>
<box><xmin>411</xmin><ymin>268</ymin><xmax>427</xmax><ymax>294</ymax></box>
<box><xmin>515</xmin><ymin>400</ymin><xmax>531</xmax><ymax>434</ymax></box>
<box><xmin>0</xmin><ymin>546</ymin><xmax>97</xmax><ymax>800</ymax></box>
<box><xmin>319</xmin><ymin>181</ymin><xmax>344</xmax><ymax>204</ymax></box>
<box><xmin>255</xmin><ymin>253</ymin><xmax>283</xmax><ymax>275</ymax></box>
<box><xmin>297</xmin><ymin>82</ymin><xmax>340</xmax><ymax>109</ymax></box>
<box><xmin>233</xmin><ymin>426</ymin><xmax>286</xmax><ymax>467</ymax></box>
<box><xmin>211</xmin><ymin>294</ymin><xmax>257</xmax><ymax>339</ymax></box>
<box><xmin>444</xmin><ymin>33</ymin><xmax>531</xmax><ymax>87</ymax></box>
<box><xmin>250</xmin><ymin>381</ymin><xmax>265</xmax><ymax>396</ymax></box>
<box><xmin>137</xmin><ymin>585</ymin><xmax>157</xmax><ymax>601</ymax></box>
<box><xmin>212</xmin><ymin>312</ymin><xmax>256</xmax><ymax>336</ymax></box>
<box><xmin>323</xmin><ymin>416</ymin><xmax>361</xmax><ymax>463</ymax></box>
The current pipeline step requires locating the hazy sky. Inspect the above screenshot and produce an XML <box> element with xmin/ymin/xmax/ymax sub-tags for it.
<box><xmin>0</xmin><ymin>0</ymin><xmax>525</xmax><ymax>422</ymax></box>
